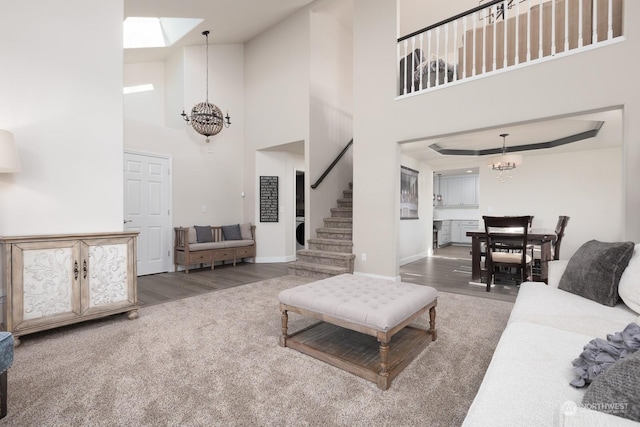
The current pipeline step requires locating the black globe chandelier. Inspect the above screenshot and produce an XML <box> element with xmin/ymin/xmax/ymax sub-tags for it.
<box><xmin>181</xmin><ymin>30</ymin><xmax>231</xmax><ymax>143</ymax></box>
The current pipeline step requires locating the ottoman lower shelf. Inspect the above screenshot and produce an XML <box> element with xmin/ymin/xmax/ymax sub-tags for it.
<box><xmin>283</xmin><ymin>321</ymin><xmax>435</xmax><ymax>390</ymax></box>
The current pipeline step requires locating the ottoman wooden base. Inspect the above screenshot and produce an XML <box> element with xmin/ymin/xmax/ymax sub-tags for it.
<box><xmin>282</xmin><ymin>321</ymin><xmax>435</xmax><ymax>390</ymax></box>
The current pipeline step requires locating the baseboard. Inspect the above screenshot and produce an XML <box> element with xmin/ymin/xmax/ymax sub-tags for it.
<box><xmin>255</xmin><ymin>255</ymin><xmax>296</xmax><ymax>263</ymax></box>
<box><xmin>399</xmin><ymin>252</ymin><xmax>429</xmax><ymax>266</ymax></box>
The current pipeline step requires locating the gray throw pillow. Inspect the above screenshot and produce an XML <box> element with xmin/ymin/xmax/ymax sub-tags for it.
<box><xmin>582</xmin><ymin>349</ymin><xmax>640</xmax><ymax>421</ymax></box>
<box><xmin>222</xmin><ymin>224</ymin><xmax>242</xmax><ymax>241</ymax></box>
<box><xmin>558</xmin><ymin>240</ymin><xmax>635</xmax><ymax>306</ymax></box>
<box><xmin>194</xmin><ymin>225</ymin><xmax>214</xmax><ymax>243</ymax></box>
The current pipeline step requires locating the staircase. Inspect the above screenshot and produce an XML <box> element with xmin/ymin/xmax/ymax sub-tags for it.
<box><xmin>288</xmin><ymin>183</ymin><xmax>355</xmax><ymax>279</ymax></box>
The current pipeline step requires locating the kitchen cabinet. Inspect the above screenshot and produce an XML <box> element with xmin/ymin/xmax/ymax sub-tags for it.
<box><xmin>451</xmin><ymin>220</ymin><xmax>479</xmax><ymax>244</ymax></box>
<box><xmin>436</xmin><ymin>175</ymin><xmax>478</xmax><ymax>207</ymax></box>
<box><xmin>0</xmin><ymin>232</ymin><xmax>139</xmax><ymax>346</ymax></box>
<box><xmin>435</xmin><ymin>220</ymin><xmax>451</xmax><ymax>247</ymax></box>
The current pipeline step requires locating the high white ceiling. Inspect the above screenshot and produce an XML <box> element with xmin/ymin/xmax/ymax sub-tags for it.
<box><xmin>124</xmin><ymin>0</ymin><xmax>315</xmax><ymax>63</ymax></box>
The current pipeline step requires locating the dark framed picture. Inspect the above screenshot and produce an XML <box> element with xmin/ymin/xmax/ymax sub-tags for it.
<box><xmin>400</xmin><ymin>166</ymin><xmax>419</xmax><ymax>220</ymax></box>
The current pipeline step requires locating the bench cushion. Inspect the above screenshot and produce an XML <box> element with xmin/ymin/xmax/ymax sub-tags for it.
<box><xmin>278</xmin><ymin>274</ymin><xmax>438</xmax><ymax>332</ymax></box>
<box><xmin>224</xmin><ymin>239</ymin><xmax>255</xmax><ymax>248</ymax></box>
<box><xmin>189</xmin><ymin>242</ymin><xmax>226</xmax><ymax>251</ymax></box>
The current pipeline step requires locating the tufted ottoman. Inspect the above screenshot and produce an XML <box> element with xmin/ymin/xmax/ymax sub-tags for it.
<box><xmin>278</xmin><ymin>274</ymin><xmax>438</xmax><ymax>390</ymax></box>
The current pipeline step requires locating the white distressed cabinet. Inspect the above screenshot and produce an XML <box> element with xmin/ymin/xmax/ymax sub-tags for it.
<box><xmin>0</xmin><ymin>232</ymin><xmax>139</xmax><ymax>346</ymax></box>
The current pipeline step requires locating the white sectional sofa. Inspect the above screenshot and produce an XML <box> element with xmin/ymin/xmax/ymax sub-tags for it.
<box><xmin>463</xmin><ymin>250</ymin><xmax>640</xmax><ymax>426</ymax></box>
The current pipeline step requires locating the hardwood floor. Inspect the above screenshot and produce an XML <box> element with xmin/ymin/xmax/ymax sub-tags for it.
<box><xmin>137</xmin><ymin>262</ymin><xmax>290</xmax><ymax>307</ymax></box>
<box><xmin>400</xmin><ymin>247</ymin><xmax>519</xmax><ymax>303</ymax></box>
<box><xmin>137</xmin><ymin>248</ymin><xmax>518</xmax><ymax>307</ymax></box>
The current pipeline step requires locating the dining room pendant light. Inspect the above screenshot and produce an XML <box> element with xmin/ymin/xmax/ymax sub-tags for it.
<box><xmin>436</xmin><ymin>174</ymin><xmax>442</xmax><ymax>203</ymax></box>
<box><xmin>180</xmin><ymin>30</ymin><xmax>231</xmax><ymax>143</ymax></box>
<box><xmin>488</xmin><ymin>133</ymin><xmax>522</xmax><ymax>182</ymax></box>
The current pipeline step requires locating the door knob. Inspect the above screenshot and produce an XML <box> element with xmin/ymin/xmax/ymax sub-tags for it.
<box><xmin>124</xmin><ymin>219</ymin><xmax>133</xmax><ymax>224</ymax></box>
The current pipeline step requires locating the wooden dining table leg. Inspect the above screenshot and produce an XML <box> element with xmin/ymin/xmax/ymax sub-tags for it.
<box><xmin>471</xmin><ymin>236</ymin><xmax>482</xmax><ymax>282</ymax></box>
<box><xmin>539</xmin><ymin>241</ymin><xmax>552</xmax><ymax>283</ymax></box>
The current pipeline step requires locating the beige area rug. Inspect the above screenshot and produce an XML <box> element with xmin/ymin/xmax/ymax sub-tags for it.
<box><xmin>8</xmin><ymin>275</ymin><xmax>513</xmax><ymax>426</ymax></box>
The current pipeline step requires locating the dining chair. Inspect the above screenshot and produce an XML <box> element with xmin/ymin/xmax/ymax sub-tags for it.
<box><xmin>533</xmin><ymin>215</ymin><xmax>570</xmax><ymax>262</ymax></box>
<box><xmin>483</xmin><ymin>216</ymin><xmax>534</xmax><ymax>292</ymax></box>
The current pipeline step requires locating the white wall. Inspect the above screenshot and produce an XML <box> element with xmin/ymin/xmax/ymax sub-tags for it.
<box><xmin>354</xmin><ymin>0</ymin><xmax>640</xmax><ymax>279</ymax></box>
<box><xmin>480</xmin><ymin>148</ymin><xmax>623</xmax><ymax>260</ymax></box>
<box><xmin>124</xmin><ymin>62</ymin><xmax>165</xmax><ymax>126</ymax></box>
<box><xmin>398</xmin><ymin>155</ymin><xmax>433</xmax><ymax>265</ymax></box>
<box><xmin>0</xmin><ymin>0</ymin><xmax>124</xmax><ymax>235</ymax></box>
<box><xmin>245</xmin><ymin>8</ymin><xmax>311</xmax><ymax>230</ymax></box>
<box><xmin>255</xmin><ymin>150</ymin><xmax>304</xmax><ymax>262</ymax></box>
<box><xmin>124</xmin><ymin>43</ymin><xmax>245</xmax><ymax>228</ymax></box>
<box><xmin>309</xmin><ymin>1</ymin><xmax>354</xmax><ymax>240</ymax></box>
<box><xmin>245</xmin><ymin>0</ymin><xmax>353</xmax><ymax>261</ymax></box>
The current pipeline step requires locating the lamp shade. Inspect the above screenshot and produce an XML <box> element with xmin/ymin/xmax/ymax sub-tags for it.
<box><xmin>0</xmin><ymin>130</ymin><xmax>21</xmax><ymax>173</ymax></box>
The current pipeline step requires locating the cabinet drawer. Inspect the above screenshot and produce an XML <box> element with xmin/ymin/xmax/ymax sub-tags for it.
<box><xmin>190</xmin><ymin>250</ymin><xmax>213</xmax><ymax>263</ymax></box>
<box><xmin>236</xmin><ymin>247</ymin><xmax>254</xmax><ymax>257</ymax></box>
<box><xmin>214</xmin><ymin>250</ymin><xmax>234</xmax><ymax>261</ymax></box>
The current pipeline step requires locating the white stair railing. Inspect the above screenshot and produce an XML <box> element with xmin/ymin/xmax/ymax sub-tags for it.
<box><xmin>397</xmin><ymin>0</ymin><xmax>623</xmax><ymax>97</ymax></box>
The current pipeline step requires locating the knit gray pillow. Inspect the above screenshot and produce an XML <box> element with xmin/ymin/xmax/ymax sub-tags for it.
<box><xmin>194</xmin><ymin>225</ymin><xmax>214</xmax><ymax>243</ymax></box>
<box><xmin>582</xmin><ymin>349</ymin><xmax>640</xmax><ymax>421</ymax></box>
<box><xmin>222</xmin><ymin>224</ymin><xmax>242</xmax><ymax>241</ymax></box>
<box><xmin>558</xmin><ymin>240</ymin><xmax>635</xmax><ymax>306</ymax></box>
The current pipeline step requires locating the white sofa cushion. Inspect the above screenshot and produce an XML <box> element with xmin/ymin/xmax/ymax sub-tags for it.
<box><xmin>508</xmin><ymin>282</ymin><xmax>638</xmax><ymax>338</ymax></box>
<box><xmin>462</xmin><ymin>322</ymin><xmax>592</xmax><ymax>427</ymax></box>
<box><xmin>548</xmin><ymin>260</ymin><xmax>570</xmax><ymax>288</ymax></box>
<box><xmin>618</xmin><ymin>243</ymin><xmax>640</xmax><ymax>315</ymax></box>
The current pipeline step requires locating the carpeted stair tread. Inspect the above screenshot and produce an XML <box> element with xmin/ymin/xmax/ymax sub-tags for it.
<box><xmin>296</xmin><ymin>249</ymin><xmax>355</xmax><ymax>260</ymax></box>
<box><xmin>307</xmin><ymin>238</ymin><xmax>353</xmax><ymax>246</ymax></box>
<box><xmin>288</xmin><ymin>261</ymin><xmax>349</xmax><ymax>274</ymax></box>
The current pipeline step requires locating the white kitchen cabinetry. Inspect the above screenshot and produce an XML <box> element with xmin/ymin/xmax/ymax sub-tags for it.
<box><xmin>437</xmin><ymin>175</ymin><xmax>478</xmax><ymax>207</ymax></box>
<box><xmin>436</xmin><ymin>220</ymin><xmax>451</xmax><ymax>247</ymax></box>
<box><xmin>0</xmin><ymin>232</ymin><xmax>139</xmax><ymax>346</ymax></box>
<box><xmin>453</xmin><ymin>220</ymin><xmax>480</xmax><ymax>244</ymax></box>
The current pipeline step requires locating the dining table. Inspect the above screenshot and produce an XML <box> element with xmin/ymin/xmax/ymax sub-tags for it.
<box><xmin>466</xmin><ymin>228</ymin><xmax>557</xmax><ymax>284</ymax></box>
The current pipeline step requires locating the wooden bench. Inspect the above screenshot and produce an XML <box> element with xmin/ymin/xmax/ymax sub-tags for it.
<box><xmin>278</xmin><ymin>274</ymin><xmax>438</xmax><ymax>390</ymax></box>
<box><xmin>174</xmin><ymin>225</ymin><xmax>256</xmax><ymax>273</ymax></box>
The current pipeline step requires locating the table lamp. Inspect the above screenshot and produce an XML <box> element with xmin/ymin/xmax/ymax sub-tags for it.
<box><xmin>0</xmin><ymin>130</ymin><xmax>21</xmax><ymax>173</ymax></box>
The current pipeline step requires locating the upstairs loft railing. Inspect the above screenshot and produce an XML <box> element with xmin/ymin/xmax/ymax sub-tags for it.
<box><xmin>398</xmin><ymin>0</ymin><xmax>623</xmax><ymax>96</ymax></box>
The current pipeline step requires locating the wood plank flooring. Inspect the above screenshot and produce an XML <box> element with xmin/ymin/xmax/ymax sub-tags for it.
<box><xmin>137</xmin><ymin>248</ymin><xmax>518</xmax><ymax>307</ymax></box>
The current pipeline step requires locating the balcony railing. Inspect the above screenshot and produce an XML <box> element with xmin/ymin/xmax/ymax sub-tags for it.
<box><xmin>397</xmin><ymin>0</ymin><xmax>623</xmax><ymax>96</ymax></box>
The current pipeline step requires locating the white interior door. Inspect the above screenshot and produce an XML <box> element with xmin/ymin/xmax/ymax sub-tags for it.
<box><xmin>124</xmin><ymin>152</ymin><xmax>171</xmax><ymax>276</ymax></box>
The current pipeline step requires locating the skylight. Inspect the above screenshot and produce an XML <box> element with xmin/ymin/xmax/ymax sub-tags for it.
<box><xmin>124</xmin><ymin>17</ymin><xmax>203</xmax><ymax>49</ymax></box>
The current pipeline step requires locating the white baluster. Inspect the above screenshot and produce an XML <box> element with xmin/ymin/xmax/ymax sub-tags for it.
<box><xmin>453</xmin><ymin>19</ymin><xmax>458</xmax><ymax>81</ymax></box>
<box><xmin>411</xmin><ymin>36</ymin><xmax>416</xmax><ymax>93</ymax></box>
<box><xmin>463</xmin><ymin>16</ymin><xmax>468</xmax><ymax>79</ymax></box>
<box><xmin>419</xmin><ymin>33</ymin><xmax>424</xmax><ymax>91</ymax></box>
<box><xmin>427</xmin><ymin>30</ymin><xmax>432</xmax><ymax>88</ymax></box>
<box><xmin>608</xmin><ymin>0</ymin><xmax>613</xmax><ymax>40</ymax></box>
<box><xmin>527</xmin><ymin>0</ymin><xmax>532</xmax><ymax>61</ymax></box>
<box><xmin>436</xmin><ymin>26</ymin><xmax>441</xmax><ymax>85</ymax></box>
<box><xmin>515</xmin><ymin>0</ymin><xmax>520</xmax><ymax>65</ymax></box>
<box><xmin>491</xmin><ymin>5</ymin><xmax>496</xmax><ymax>72</ymax></box>
<box><xmin>539</xmin><ymin>0</ymin><xmax>543</xmax><ymax>59</ymax></box>
<box><xmin>564</xmin><ymin>0</ymin><xmax>569</xmax><ymax>52</ymax></box>
<box><xmin>445</xmin><ymin>23</ymin><xmax>449</xmax><ymax>84</ymax></box>
<box><xmin>472</xmin><ymin>12</ymin><xmax>477</xmax><ymax>76</ymax></box>
<box><xmin>593</xmin><ymin>0</ymin><xmax>598</xmax><ymax>43</ymax></box>
<box><xmin>551</xmin><ymin>0</ymin><xmax>556</xmax><ymax>55</ymax></box>
<box><xmin>503</xmin><ymin>0</ymin><xmax>508</xmax><ymax>68</ymax></box>
<box><xmin>403</xmin><ymin>40</ymin><xmax>408</xmax><ymax>95</ymax></box>
<box><xmin>578</xmin><ymin>0</ymin><xmax>584</xmax><ymax>47</ymax></box>
<box><xmin>481</xmin><ymin>9</ymin><xmax>487</xmax><ymax>74</ymax></box>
